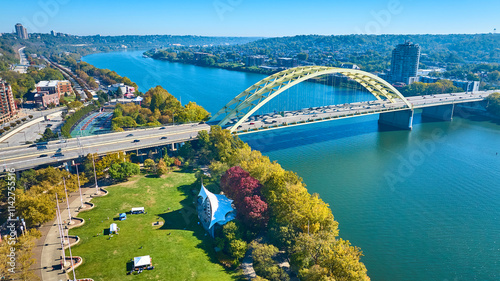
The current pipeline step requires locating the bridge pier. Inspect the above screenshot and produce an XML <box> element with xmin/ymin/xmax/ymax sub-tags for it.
<box><xmin>378</xmin><ymin>109</ymin><xmax>414</xmax><ymax>130</ymax></box>
<box><xmin>422</xmin><ymin>104</ymin><xmax>455</xmax><ymax>121</ymax></box>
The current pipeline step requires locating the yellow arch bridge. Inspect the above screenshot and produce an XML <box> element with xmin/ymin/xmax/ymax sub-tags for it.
<box><xmin>210</xmin><ymin>66</ymin><xmax>488</xmax><ymax>134</ymax></box>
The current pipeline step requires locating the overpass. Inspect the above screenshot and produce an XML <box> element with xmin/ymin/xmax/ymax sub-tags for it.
<box><xmin>0</xmin><ymin>66</ymin><xmax>493</xmax><ymax>171</ymax></box>
<box><xmin>0</xmin><ymin>123</ymin><xmax>210</xmax><ymax>171</ymax></box>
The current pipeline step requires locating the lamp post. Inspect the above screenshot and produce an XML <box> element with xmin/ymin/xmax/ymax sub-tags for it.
<box><xmin>55</xmin><ymin>193</ymin><xmax>66</xmax><ymax>267</ymax></box>
<box><xmin>63</xmin><ymin>178</ymin><xmax>72</xmax><ymax>224</ymax></box>
<box><xmin>75</xmin><ymin>163</ymin><xmax>83</xmax><ymax>209</ymax></box>
<box><xmin>92</xmin><ymin>154</ymin><xmax>99</xmax><ymax>194</ymax></box>
<box><xmin>66</xmin><ymin>229</ymin><xmax>77</xmax><ymax>281</ymax></box>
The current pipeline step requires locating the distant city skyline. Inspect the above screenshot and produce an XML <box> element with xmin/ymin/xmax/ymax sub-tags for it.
<box><xmin>1</xmin><ymin>0</ymin><xmax>499</xmax><ymax>37</ymax></box>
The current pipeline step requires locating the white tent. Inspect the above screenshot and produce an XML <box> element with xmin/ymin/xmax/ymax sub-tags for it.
<box><xmin>131</xmin><ymin>207</ymin><xmax>145</xmax><ymax>214</ymax></box>
<box><xmin>133</xmin><ymin>255</ymin><xmax>151</xmax><ymax>269</ymax></box>
<box><xmin>110</xmin><ymin>223</ymin><xmax>118</xmax><ymax>233</ymax></box>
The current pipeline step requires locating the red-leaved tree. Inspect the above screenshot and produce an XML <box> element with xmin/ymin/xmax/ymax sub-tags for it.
<box><xmin>220</xmin><ymin>166</ymin><xmax>269</xmax><ymax>229</ymax></box>
<box><xmin>241</xmin><ymin>195</ymin><xmax>269</xmax><ymax>229</ymax></box>
<box><xmin>221</xmin><ymin>166</ymin><xmax>261</xmax><ymax>201</ymax></box>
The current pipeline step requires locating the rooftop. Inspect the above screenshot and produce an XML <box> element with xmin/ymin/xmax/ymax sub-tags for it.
<box><xmin>36</xmin><ymin>80</ymin><xmax>69</xmax><ymax>88</ymax></box>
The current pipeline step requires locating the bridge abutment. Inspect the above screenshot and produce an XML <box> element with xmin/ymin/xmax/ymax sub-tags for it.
<box><xmin>422</xmin><ymin>104</ymin><xmax>455</xmax><ymax>121</ymax></box>
<box><xmin>378</xmin><ymin>110</ymin><xmax>414</xmax><ymax>130</ymax></box>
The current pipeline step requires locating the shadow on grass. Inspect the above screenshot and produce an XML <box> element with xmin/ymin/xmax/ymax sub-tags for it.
<box><xmin>126</xmin><ymin>260</ymin><xmax>134</xmax><ymax>272</ymax></box>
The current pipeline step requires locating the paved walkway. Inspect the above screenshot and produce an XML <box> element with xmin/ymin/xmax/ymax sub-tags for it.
<box><xmin>37</xmin><ymin>184</ymin><xmax>101</xmax><ymax>281</ymax></box>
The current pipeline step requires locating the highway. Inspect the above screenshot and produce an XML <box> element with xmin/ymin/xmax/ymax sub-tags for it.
<box><xmin>0</xmin><ymin>123</ymin><xmax>210</xmax><ymax>171</ymax></box>
<box><xmin>229</xmin><ymin>90</ymin><xmax>493</xmax><ymax>134</ymax></box>
<box><xmin>0</xmin><ymin>90</ymin><xmax>494</xmax><ymax>170</ymax></box>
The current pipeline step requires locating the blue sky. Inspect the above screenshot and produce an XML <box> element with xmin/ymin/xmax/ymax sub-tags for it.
<box><xmin>1</xmin><ymin>0</ymin><xmax>498</xmax><ymax>37</ymax></box>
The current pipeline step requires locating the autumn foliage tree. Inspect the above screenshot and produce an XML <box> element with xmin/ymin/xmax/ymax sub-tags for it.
<box><xmin>220</xmin><ymin>166</ymin><xmax>268</xmax><ymax>229</ymax></box>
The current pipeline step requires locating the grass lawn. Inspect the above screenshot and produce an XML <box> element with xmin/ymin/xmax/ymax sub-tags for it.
<box><xmin>68</xmin><ymin>172</ymin><xmax>241</xmax><ymax>281</ymax></box>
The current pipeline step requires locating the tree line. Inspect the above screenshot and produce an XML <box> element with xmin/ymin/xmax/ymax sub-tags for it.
<box><xmin>112</xmin><ymin>85</ymin><xmax>210</xmax><ymax>130</ymax></box>
<box><xmin>178</xmin><ymin>126</ymin><xmax>369</xmax><ymax>280</ymax></box>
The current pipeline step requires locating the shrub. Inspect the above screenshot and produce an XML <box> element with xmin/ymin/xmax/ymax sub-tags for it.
<box><xmin>4</xmin><ymin>126</ymin><xmax>10</xmax><ymax>131</ymax></box>
<box><xmin>29</xmin><ymin>115</ymin><xmax>33</xmax><ymax>119</ymax></box>
<box><xmin>22</xmin><ymin>118</ymin><xmax>27</xmax><ymax>122</ymax></box>
<box><xmin>16</xmin><ymin>120</ymin><xmax>21</xmax><ymax>124</ymax></box>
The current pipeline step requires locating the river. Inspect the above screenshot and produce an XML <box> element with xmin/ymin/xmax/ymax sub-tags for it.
<box><xmin>83</xmin><ymin>50</ymin><xmax>500</xmax><ymax>281</ymax></box>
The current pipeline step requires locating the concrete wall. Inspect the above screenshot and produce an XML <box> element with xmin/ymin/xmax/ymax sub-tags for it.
<box><xmin>378</xmin><ymin>110</ymin><xmax>414</xmax><ymax>130</ymax></box>
<box><xmin>422</xmin><ymin>104</ymin><xmax>455</xmax><ymax>121</ymax></box>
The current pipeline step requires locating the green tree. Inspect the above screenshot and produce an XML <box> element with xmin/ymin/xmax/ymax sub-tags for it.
<box><xmin>177</xmin><ymin>101</ymin><xmax>210</xmax><ymax>123</ymax></box>
<box><xmin>297</xmin><ymin>53</ymin><xmax>309</xmax><ymax>61</ymax></box>
<box><xmin>488</xmin><ymin>70</ymin><xmax>500</xmax><ymax>82</ymax></box>
<box><xmin>112</xmin><ymin>116</ymin><xmax>137</xmax><ymax>130</ymax></box>
<box><xmin>486</xmin><ymin>92</ymin><xmax>500</xmax><ymax>116</ymax></box>
<box><xmin>109</xmin><ymin>162</ymin><xmax>140</xmax><ymax>181</ymax></box>
<box><xmin>252</xmin><ymin>242</ymin><xmax>289</xmax><ymax>281</ymax></box>
<box><xmin>144</xmin><ymin>159</ymin><xmax>156</xmax><ymax>174</ymax></box>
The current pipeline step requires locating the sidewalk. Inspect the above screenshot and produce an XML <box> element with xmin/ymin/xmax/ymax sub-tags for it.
<box><xmin>36</xmin><ymin>184</ymin><xmax>102</xmax><ymax>281</ymax></box>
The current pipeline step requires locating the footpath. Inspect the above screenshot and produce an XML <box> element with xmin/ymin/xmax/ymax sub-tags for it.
<box><xmin>34</xmin><ymin>183</ymin><xmax>106</xmax><ymax>281</ymax></box>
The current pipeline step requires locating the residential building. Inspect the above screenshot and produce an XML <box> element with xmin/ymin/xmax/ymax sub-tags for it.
<box><xmin>14</xmin><ymin>23</ymin><xmax>28</xmax><ymax>39</ymax></box>
<box><xmin>390</xmin><ymin>42</ymin><xmax>421</xmax><ymax>85</ymax></box>
<box><xmin>340</xmin><ymin>63</ymin><xmax>361</xmax><ymax>70</ymax></box>
<box><xmin>107</xmin><ymin>83</ymin><xmax>135</xmax><ymax>96</ymax></box>
<box><xmin>193</xmin><ymin>52</ymin><xmax>213</xmax><ymax>60</ymax></box>
<box><xmin>35</xmin><ymin>80</ymin><xmax>73</xmax><ymax>97</ymax></box>
<box><xmin>277</xmin><ymin>57</ymin><xmax>298</xmax><ymax>68</ymax></box>
<box><xmin>246</xmin><ymin>55</ymin><xmax>266</xmax><ymax>67</ymax></box>
<box><xmin>34</xmin><ymin>92</ymin><xmax>59</xmax><ymax>107</ymax></box>
<box><xmin>419</xmin><ymin>76</ymin><xmax>479</xmax><ymax>92</ymax></box>
<box><xmin>0</xmin><ymin>79</ymin><xmax>17</xmax><ymax>123</ymax></box>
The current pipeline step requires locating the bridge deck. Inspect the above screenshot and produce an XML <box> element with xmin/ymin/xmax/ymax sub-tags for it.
<box><xmin>228</xmin><ymin>90</ymin><xmax>491</xmax><ymax>134</ymax></box>
<box><xmin>0</xmin><ymin>90</ymin><xmax>494</xmax><ymax>171</ymax></box>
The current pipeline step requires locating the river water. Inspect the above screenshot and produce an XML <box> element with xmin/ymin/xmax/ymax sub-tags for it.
<box><xmin>83</xmin><ymin>50</ymin><xmax>500</xmax><ymax>281</ymax></box>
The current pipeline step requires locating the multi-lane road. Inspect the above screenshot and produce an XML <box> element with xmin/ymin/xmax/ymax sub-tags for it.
<box><xmin>0</xmin><ymin>123</ymin><xmax>210</xmax><ymax>171</ymax></box>
<box><xmin>0</xmin><ymin>90</ymin><xmax>494</xmax><ymax>170</ymax></box>
<box><xmin>228</xmin><ymin>90</ymin><xmax>492</xmax><ymax>134</ymax></box>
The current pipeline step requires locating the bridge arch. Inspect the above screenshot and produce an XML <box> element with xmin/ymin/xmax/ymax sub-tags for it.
<box><xmin>210</xmin><ymin>66</ymin><xmax>412</xmax><ymax>132</ymax></box>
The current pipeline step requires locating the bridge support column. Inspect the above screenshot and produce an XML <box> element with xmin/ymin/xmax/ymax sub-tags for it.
<box><xmin>422</xmin><ymin>104</ymin><xmax>455</xmax><ymax>121</ymax></box>
<box><xmin>378</xmin><ymin>109</ymin><xmax>414</xmax><ymax>130</ymax></box>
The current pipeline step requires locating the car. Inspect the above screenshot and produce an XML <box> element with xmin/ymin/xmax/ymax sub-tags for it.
<box><xmin>37</xmin><ymin>145</ymin><xmax>47</xmax><ymax>150</ymax></box>
<box><xmin>46</xmin><ymin>124</ymin><xmax>53</xmax><ymax>127</ymax></box>
<box><xmin>249</xmin><ymin>122</ymin><xmax>255</xmax><ymax>125</ymax></box>
<box><xmin>53</xmin><ymin>153</ymin><xmax>64</xmax><ymax>157</ymax></box>
<box><xmin>38</xmin><ymin>154</ymin><xmax>48</xmax><ymax>158</ymax></box>
<box><xmin>133</xmin><ymin>139</ymin><xmax>140</xmax><ymax>143</ymax></box>
<box><xmin>272</xmin><ymin>120</ymin><xmax>277</xmax><ymax>123</ymax></box>
<box><xmin>159</xmin><ymin>127</ymin><xmax>166</xmax><ymax>130</ymax></box>
<box><xmin>160</xmin><ymin>136</ymin><xmax>168</xmax><ymax>140</ymax></box>
<box><xmin>126</xmin><ymin>134</ymin><xmax>134</xmax><ymax>137</ymax></box>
